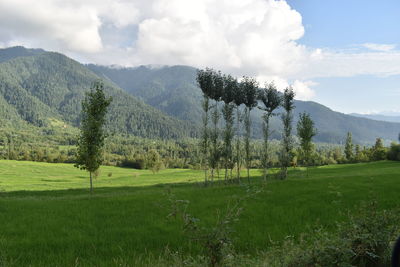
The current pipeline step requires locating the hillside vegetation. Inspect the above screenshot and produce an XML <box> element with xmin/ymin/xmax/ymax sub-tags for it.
<box><xmin>0</xmin><ymin>47</ymin><xmax>197</xmax><ymax>139</ymax></box>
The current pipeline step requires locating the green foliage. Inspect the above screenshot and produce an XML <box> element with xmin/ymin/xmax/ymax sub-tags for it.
<box><xmin>387</xmin><ymin>142</ymin><xmax>400</xmax><ymax>161</ymax></box>
<box><xmin>240</xmin><ymin>77</ymin><xmax>259</xmax><ymax>183</ymax></box>
<box><xmin>279</xmin><ymin>87</ymin><xmax>295</xmax><ymax>179</ymax></box>
<box><xmin>371</xmin><ymin>138</ymin><xmax>387</xmax><ymax>160</ymax></box>
<box><xmin>146</xmin><ymin>149</ymin><xmax>165</xmax><ymax>173</ymax></box>
<box><xmin>297</xmin><ymin>112</ymin><xmax>317</xmax><ymax>172</ymax></box>
<box><xmin>75</xmin><ymin>81</ymin><xmax>112</xmax><ymax>191</ymax></box>
<box><xmin>265</xmin><ymin>201</ymin><xmax>399</xmax><ymax>267</ymax></box>
<box><xmin>345</xmin><ymin>132</ymin><xmax>354</xmax><ymax>161</ymax></box>
<box><xmin>258</xmin><ymin>83</ymin><xmax>281</xmax><ymax>180</ymax></box>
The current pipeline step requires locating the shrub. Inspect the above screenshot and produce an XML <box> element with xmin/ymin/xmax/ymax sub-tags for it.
<box><xmin>387</xmin><ymin>143</ymin><xmax>400</xmax><ymax>161</ymax></box>
<box><xmin>264</xmin><ymin>201</ymin><xmax>399</xmax><ymax>267</ymax></box>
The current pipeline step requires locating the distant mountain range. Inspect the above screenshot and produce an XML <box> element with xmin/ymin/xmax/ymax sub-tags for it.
<box><xmin>0</xmin><ymin>46</ymin><xmax>399</xmax><ymax>144</ymax></box>
<box><xmin>350</xmin><ymin>113</ymin><xmax>400</xmax><ymax>123</ymax></box>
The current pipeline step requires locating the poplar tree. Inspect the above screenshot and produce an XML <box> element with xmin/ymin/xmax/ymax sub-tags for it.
<box><xmin>279</xmin><ymin>87</ymin><xmax>295</xmax><ymax>179</ymax></box>
<box><xmin>233</xmin><ymin>82</ymin><xmax>245</xmax><ymax>183</ymax></box>
<box><xmin>296</xmin><ymin>112</ymin><xmax>317</xmax><ymax>177</ymax></box>
<box><xmin>209</xmin><ymin>71</ymin><xmax>223</xmax><ymax>181</ymax></box>
<box><xmin>344</xmin><ymin>132</ymin><xmax>353</xmax><ymax>162</ymax></box>
<box><xmin>75</xmin><ymin>81</ymin><xmax>112</xmax><ymax>193</ymax></box>
<box><xmin>197</xmin><ymin>68</ymin><xmax>214</xmax><ymax>185</ymax></box>
<box><xmin>258</xmin><ymin>83</ymin><xmax>281</xmax><ymax>181</ymax></box>
<box><xmin>241</xmin><ymin>77</ymin><xmax>258</xmax><ymax>183</ymax></box>
<box><xmin>221</xmin><ymin>75</ymin><xmax>237</xmax><ymax>182</ymax></box>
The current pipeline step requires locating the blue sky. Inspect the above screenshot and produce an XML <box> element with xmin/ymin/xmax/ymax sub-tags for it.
<box><xmin>288</xmin><ymin>0</ymin><xmax>400</xmax><ymax>48</ymax></box>
<box><xmin>288</xmin><ymin>0</ymin><xmax>400</xmax><ymax>114</ymax></box>
<box><xmin>0</xmin><ymin>0</ymin><xmax>399</xmax><ymax>114</ymax></box>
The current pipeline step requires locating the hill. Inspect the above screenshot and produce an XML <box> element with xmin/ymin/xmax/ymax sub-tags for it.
<box><xmin>0</xmin><ymin>47</ymin><xmax>197</xmax><ymax>139</ymax></box>
<box><xmin>89</xmin><ymin>64</ymin><xmax>400</xmax><ymax>144</ymax></box>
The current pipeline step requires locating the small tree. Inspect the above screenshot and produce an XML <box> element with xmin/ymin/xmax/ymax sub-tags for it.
<box><xmin>296</xmin><ymin>112</ymin><xmax>317</xmax><ymax>176</ymax></box>
<box><xmin>258</xmin><ymin>82</ymin><xmax>281</xmax><ymax>181</ymax></box>
<box><xmin>75</xmin><ymin>81</ymin><xmax>112</xmax><ymax>193</ymax></box>
<box><xmin>344</xmin><ymin>132</ymin><xmax>354</xmax><ymax>162</ymax></box>
<box><xmin>372</xmin><ymin>138</ymin><xmax>387</xmax><ymax>161</ymax></box>
<box><xmin>146</xmin><ymin>149</ymin><xmax>164</xmax><ymax>173</ymax></box>
<box><xmin>279</xmin><ymin>87</ymin><xmax>295</xmax><ymax>179</ymax></box>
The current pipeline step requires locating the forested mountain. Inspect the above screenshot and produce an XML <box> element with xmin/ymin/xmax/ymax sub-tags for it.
<box><xmin>88</xmin><ymin>64</ymin><xmax>400</xmax><ymax>144</ymax></box>
<box><xmin>1</xmin><ymin>46</ymin><xmax>399</xmax><ymax>144</ymax></box>
<box><xmin>0</xmin><ymin>47</ymin><xmax>197</xmax><ymax>139</ymax></box>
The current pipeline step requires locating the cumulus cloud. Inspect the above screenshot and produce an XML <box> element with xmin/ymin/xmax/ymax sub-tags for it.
<box><xmin>2</xmin><ymin>0</ymin><xmax>400</xmax><ymax>102</ymax></box>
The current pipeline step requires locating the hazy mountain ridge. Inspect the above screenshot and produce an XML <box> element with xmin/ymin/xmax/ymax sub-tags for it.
<box><xmin>350</xmin><ymin>113</ymin><xmax>400</xmax><ymax>123</ymax></box>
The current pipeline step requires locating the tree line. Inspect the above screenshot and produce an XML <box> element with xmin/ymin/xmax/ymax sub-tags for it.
<box><xmin>196</xmin><ymin>68</ymin><xmax>400</xmax><ymax>185</ymax></box>
<box><xmin>197</xmin><ymin>68</ymin><xmax>314</xmax><ymax>184</ymax></box>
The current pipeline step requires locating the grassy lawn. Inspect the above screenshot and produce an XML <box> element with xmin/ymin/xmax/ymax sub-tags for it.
<box><xmin>0</xmin><ymin>160</ymin><xmax>399</xmax><ymax>266</ymax></box>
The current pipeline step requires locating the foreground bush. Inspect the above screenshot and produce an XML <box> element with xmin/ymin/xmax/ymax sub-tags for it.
<box><xmin>263</xmin><ymin>201</ymin><xmax>399</xmax><ymax>267</ymax></box>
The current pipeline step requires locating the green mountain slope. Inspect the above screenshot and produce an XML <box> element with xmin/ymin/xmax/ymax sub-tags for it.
<box><xmin>88</xmin><ymin>64</ymin><xmax>400</xmax><ymax>144</ymax></box>
<box><xmin>0</xmin><ymin>47</ymin><xmax>197</xmax><ymax>139</ymax></box>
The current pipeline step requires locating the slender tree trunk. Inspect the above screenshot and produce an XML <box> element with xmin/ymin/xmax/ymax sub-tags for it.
<box><xmin>236</xmin><ymin>107</ymin><xmax>241</xmax><ymax>184</ymax></box>
<box><xmin>90</xmin><ymin>171</ymin><xmax>93</xmax><ymax>193</ymax></box>
<box><xmin>263</xmin><ymin>114</ymin><xmax>271</xmax><ymax>182</ymax></box>
<box><xmin>244</xmin><ymin>107</ymin><xmax>252</xmax><ymax>184</ymax></box>
<box><xmin>201</xmin><ymin>96</ymin><xmax>210</xmax><ymax>186</ymax></box>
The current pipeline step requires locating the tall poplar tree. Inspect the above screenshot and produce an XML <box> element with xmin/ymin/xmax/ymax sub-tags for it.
<box><xmin>258</xmin><ymin>83</ymin><xmax>281</xmax><ymax>181</ymax></box>
<box><xmin>241</xmin><ymin>76</ymin><xmax>258</xmax><ymax>183</ymax></box>
<box><xmin>75</xmin><ymin>81</ymin><xmax>112</xmax><ymax>193</ymax></box>
<box><xmin>221</xmin><ymin>75</ymin><xmax>237</xmax><ymax>182</ymax></box>
<box><xmin>345</xmin><ymin>132</ymin><xmax>354</xmax><ymax>162</ymax></box>
<box><xmin>296</xmin><ymin>112</ymin><xmax>317</xmax><ymax>176</ymax></box>
<box><xmin>233</xmin><ymin>82</ymin><xmax>244</xmax><ymax>183</ymax></box>
<box><xmin>209</xmin><ymin>71</ymin><xmax>223</xmax><ymax>181</ymax></box>
<box><xmin>196</xmin><ymin>68</ymin><xmax>214</xmax><ymax>185</ymax></box>
<box><xmin>279</xmin><ymin>87</ymin><xmax>295</xmax><ymax>179</ymax></box>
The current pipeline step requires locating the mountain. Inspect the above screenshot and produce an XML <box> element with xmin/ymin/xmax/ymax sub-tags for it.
<box><xmin>1</xmin><ymin>46</ymin><xmax>399</xmax><ymax>144</ymax></box>
<box><xmin>350</xmin><ymin>113</ymin><xmax>400</xmax><ymax>123</ymax></box>
<box><xmin>0</xmin><ymin>46</ymin><xmax>45</xmax><ymax>63</ymax></box>
<box><xmin>88</xmin><ymin>64</ymin><xmax>400</xmax><ymax>144</ymax></box>
<box><xmin>0</xmin><ymin>47</ymin><xmax>197</xmax><ymax>139</ymax></box>
<box><xmin>88</xmin><ymin>64</ymin><xmax>202</xmax><ymax>123</ymax></box>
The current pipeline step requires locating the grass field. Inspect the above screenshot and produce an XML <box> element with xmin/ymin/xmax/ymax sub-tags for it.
<box><xmin>0</xmin><ymin>160</ymin><xmax>399</xmax><ymax>266</ymax></box>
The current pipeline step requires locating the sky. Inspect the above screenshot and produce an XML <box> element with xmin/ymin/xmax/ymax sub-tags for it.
<box><xmin>0</xmin><ymin>0</ymin><xmax>399</xmax><ymax>114</ymax></box>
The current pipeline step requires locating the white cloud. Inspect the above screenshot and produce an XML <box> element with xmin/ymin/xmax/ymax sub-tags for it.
<box><xmin>297</xmin><ymin>49</ymin><xmax>400</xmax><ymax>79</ymax></box>
<box><xmin>291</xmin><ymin>80</ymin><xmax>316</xmax><ymax>100</ymax></box>
<box><xmin>2</xmin><ymin>0</ymin><xmax>400</xmax><ymax>103</ymax></box>
<box><xmin>362</xmin><ymin>43</ymin><xmax>396</xmax><ymax>52</ymax></box>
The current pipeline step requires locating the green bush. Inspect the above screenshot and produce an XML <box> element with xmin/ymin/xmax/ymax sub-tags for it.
<box><xmin>387</xmin><ymin>143</ymin><xmax>400</xmax><ymax>161</ymax></box>
<box><xmin>264</xmin><ymin>201</ymin><xmax>399</xmax><ymax>267</ymax></box>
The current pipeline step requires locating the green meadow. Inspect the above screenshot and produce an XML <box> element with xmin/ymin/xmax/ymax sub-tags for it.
<box><xmin>0</xmin><ymin>160</ymin><xmax>399</xmax><ymax>266</ymax></box>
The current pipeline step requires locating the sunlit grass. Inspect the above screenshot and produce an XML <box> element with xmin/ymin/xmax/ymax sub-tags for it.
<box><xmin>0</xmin><ymin>160</ymin><xmax>398</xmax><ymax>266</ymax></box>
